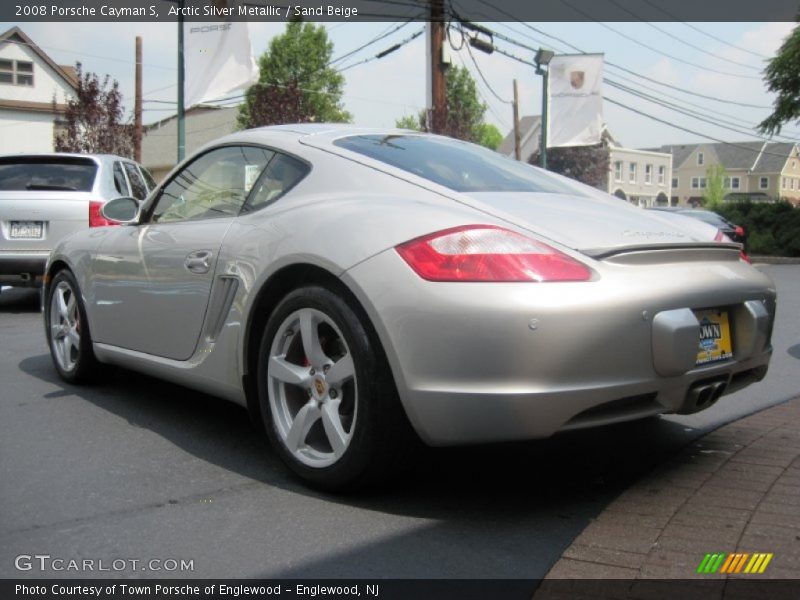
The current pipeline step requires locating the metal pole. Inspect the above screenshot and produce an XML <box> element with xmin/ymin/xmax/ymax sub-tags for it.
<box><xmin>177</xmin><ymin>0</ymin><xmax>185</xmax><ymax>162</ymax></box>
<box><xmin>540</xmin><ymin>67</ymin><xmax>548</xmax><ymax>169</ymax></box>
<box><xmin>512</xmin><ymin>79</ymin><xmax>520</xmax><ymax>161</ymax></box>
<box><xmin>134</xmin><ymin>36</ymin><xmax>142</xmax><ymax>163</ymax></box>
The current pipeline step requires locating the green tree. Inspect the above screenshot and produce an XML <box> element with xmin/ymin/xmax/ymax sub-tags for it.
<box><xmin>54</xmin><ymin>62</ymin><xmax>133</xmax><ymax>156</ymax></box>
<box><xmin>474</xmin><ymin>122</ymin><xmax>503</xmax><ymax>150</ymax></box>
<box><xmin>758</xmin><ymin>24</ymin><xmax>800</xmax><ymax>135</ymax></box>
<box><xmin>238</xmin><ymin>21</ymin><xmax>351</xmax><ymax>128</ymax></box>
<box><xmin>395</xmin><ymin>112</ymin><xmax>424</xmax><ymax>131</ymax></box>
<box><xmin>702</xmin><ymin>164</ymin><xmax>728</xmax><ymax>208</ymax></box>
<box><xmin>394</xmin><ymin>65</ymin><xmax>491</xmax><ymax>144</ymax></box>
<box><xmin>442</xmin><ymin>65</ymin><xmax>486</xmax><ymax>142</ymax></box>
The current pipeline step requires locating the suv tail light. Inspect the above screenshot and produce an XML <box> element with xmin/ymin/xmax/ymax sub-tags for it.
<box><xmin>715</xmin><ymin>229</ymin><xmax>750</xmax><ymax>263</ymax></box>
<box><xmin>735</xmin><ymin>225</ymin><xmax>745</xmax><ymax>238</ymax></box>
<box><xmin>89</xmin><ymin>201</ymin><xmax>119</xmax><ymax>228</ymax></box>
<box><xmin>395</xmin><ymin>225</ymin><xmax>592</xmax><ymax>282</ymax></box>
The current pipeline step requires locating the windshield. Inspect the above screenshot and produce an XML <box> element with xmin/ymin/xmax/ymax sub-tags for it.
<box><xmin>0</xmin><ymin>156</ymin><xmax>98</xmax><ymax>192</ymax></box>
<box><xmin>333</xmin><ymin>134</ymin><xmax>578</xmax><ymax>194</ymax></box>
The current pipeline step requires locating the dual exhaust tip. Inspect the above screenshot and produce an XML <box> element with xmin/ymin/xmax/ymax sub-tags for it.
<box><xmin>681</xmin><ymin>378</ymin><xmax>729</xmax><ymax>414</ymax></box>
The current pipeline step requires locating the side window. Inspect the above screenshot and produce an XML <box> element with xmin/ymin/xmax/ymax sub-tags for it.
<box><xmin>149</xmin><ymin>146</ymin><xmax>273</xmax><ymax>224</ymax></box>
<box><xmin>244</xmin><ymin>153</ymin><xmax>309</xmax><ymax>213</ymax></box>
<box><xmin>112</xmin><ymin>162</ymin><xmax>129</xmax><ymax>196</ymax></box>
<box><xmin>139</xmin><ymin>166</ymin><xmax>157</xmax><ymax>191</ymax></box>
<box><xmin>123</xmin><ymin>162</ymin><xmax>149</xmax><ymax>200</ymax></box>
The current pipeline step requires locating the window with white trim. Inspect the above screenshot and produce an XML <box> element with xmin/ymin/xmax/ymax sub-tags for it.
<box><xmin>613</xmin><ymin>161</ymin><xmax>622</xmax><ymax>182</ymax></box>
<box><xmin>691</xmin><ymin>177</ymin><xmax>707</xmax><ymax>189</ymax></box>
<box><xmin>644</xmin><ymin>164</ymin><xmax>653</xmax><ymax>184</ymax></box>
<box><xmin>658</xmin><ymin>165</ymin><xmax>665</xmax><ymax>185</ymax></box>
<box><xmin>730</xmin><ymin>177</ymin><xmax>740</xmax><ymax>189</ymax></box>
<box><xmin>783</xmin><ymin>176</ymin><xmax>788</xmax><ymax>189</ymax></box>
<box><xmin>0</xmin><ymin>59</ymin><xmax>33</xmax><ymax>86</ymax></box>
<box><xmin>629</xmin><ymin>162</ymin><xmax>637</xmax><ymax>183</ymax></box>
<box><xmin>760</xmin><ymin>177</ymin><xmax>769</xmax><ymax>189</ymax></box>
<box><xmin>697</xmin><ymin>152</ymin><xmax>704</xmax><ymax>166</ymax></box>
<box><xmin>671</xmin><ymin>176</ymin><xmax>678</xmax><ymax>189</ymax></box>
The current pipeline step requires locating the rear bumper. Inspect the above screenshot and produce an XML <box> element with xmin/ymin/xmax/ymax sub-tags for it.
<box><xmin>344</xmin><ymin>249</ymin><xmax>777</xmax><ymax>446</ymax></box>
<box><xmin>0</xmin><ymin>252</ymin><xmax>48</xmax><ymax>286</ymax></box>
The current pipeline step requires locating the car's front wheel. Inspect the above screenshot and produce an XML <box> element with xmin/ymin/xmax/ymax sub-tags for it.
<box><xmin>45</xmin><ymin>270</ymin><xmax>98</xmax><ymax>383</ymax></box>
<box><xmin>257</xmin><ymin>286</ymin><xmax>415</xmax><ymax>490</ymax></box>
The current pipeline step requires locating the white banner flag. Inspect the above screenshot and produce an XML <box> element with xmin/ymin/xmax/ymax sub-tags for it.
<box><xmin>183</xmin><ymin>11</ymin><xmax>259</xmax><ymax>108</ymax></box>
<box><xmin>547</xmin><ymin>54</ymin><xmax>604</xmax><ymax>148</ymax></box>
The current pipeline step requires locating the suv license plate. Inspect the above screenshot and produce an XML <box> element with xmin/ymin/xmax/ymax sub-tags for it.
<box><xmin>9</xmin><ymin>221</ymin><xmax>44</xmax><ymax>239</ymax></box>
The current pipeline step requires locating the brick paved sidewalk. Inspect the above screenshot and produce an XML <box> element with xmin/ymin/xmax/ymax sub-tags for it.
<box><xmin>543</xmin><ymin>398</ymin><xmax>800</xmax><ymax>585</ymax></box>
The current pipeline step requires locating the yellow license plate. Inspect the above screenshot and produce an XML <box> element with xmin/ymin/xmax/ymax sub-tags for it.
<box><xmin>695</xmin><ymin>308</ymin><xmax>733</xmax><ymax>365</ymax></box>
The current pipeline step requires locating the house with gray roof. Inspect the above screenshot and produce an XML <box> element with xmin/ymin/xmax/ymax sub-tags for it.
<box><xmin>499</xmin><ymin>115</ymin><xmax>672</xmax><ymax>207</ymax></box>
<box><xmin>651</xmin><ymin>141</ymin><xmax>800</xmax><ymax>207</ymax></box>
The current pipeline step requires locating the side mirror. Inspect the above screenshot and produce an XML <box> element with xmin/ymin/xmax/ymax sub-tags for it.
<box><xmin>101</xmin><ymin>196</ymin><xmax>140</xmax><ymax>224</ymax></box>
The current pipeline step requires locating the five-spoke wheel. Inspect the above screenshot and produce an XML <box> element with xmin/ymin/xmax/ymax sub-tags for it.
<box><xmin>258</xmin><ymin>285</ymin><xmax>416</xmax><ymax>490</ymax></box>
<box><xmin>45</xmin><ymin>270</ymin><xmax>98</xmax><ymax>383</ymax></box>
<box><xmin>267</xmin><ymin>307</ymin><xmax>357</xmax><ymax>468</ymax></box>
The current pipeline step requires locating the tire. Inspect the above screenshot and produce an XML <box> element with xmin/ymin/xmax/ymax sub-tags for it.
<box><xmin>45</xmin><ymin>270</ymin><xmax>99</xmax><ymax>384</ymax></box>
<box><xmin>257</xmin><ymin>285</ymin><xmax>417</xmax><ymax>491</ymax></box>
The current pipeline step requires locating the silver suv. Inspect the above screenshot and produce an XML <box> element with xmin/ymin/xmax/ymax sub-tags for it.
<box><xmin>0</xmin><ymin>153</ymin><xmax>155</xmax><ymax>290</ymax></box>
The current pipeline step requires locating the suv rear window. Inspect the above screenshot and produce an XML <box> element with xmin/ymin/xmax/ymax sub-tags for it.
<box><xmin>333</xmin><ymin>134</ymin><xmax>575</xmax><ymax>194</ymax></box>
<box><xmin>0</xmin><ymin>156</ymin><xmax>97</xmax><ymax>192</ymax></box>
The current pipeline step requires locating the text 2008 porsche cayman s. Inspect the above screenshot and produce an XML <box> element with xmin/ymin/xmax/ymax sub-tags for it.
<box><xmin>44</xmin><ymin>125</ymin><xmax>775</xmax><ymax>489</ymax></box>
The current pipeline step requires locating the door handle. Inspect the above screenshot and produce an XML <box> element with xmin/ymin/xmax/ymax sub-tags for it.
<box><xmin>184</xmin><ymin>250</ymin><xmax>213</xmax><ymax>274</ymax></box>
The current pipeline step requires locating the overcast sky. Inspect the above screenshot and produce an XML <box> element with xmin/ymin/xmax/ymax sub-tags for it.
<box><xmin>4</xmin><ymin>20</ymin><xmax>796</xmax><ymax>149</ymax></box>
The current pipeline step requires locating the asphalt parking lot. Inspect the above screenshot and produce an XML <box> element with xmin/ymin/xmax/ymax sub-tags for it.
<box><xmin>1</xmin><ymin>264</ymin><xmax>798</xmax><ymax>579</ymax></box>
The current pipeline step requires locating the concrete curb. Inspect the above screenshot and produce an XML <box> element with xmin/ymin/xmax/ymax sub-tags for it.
<box><xmin>750</xmin><ymin>256</ymin><xmax>800</xmax><ymax>265</ymax></box>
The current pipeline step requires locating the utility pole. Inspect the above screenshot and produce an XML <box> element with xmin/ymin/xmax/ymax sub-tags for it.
<box><xmin>134</xmin><ymin>36</ymin><xmax>142</xmax><ymax>163</ymax></box>
<box><xmin>512</xmin><ymin>79</ymin><xmax>521</xmax><ymax>161</ymax></box>
<box><xmin>429</xmin><ymin>0</ymin><xmax>446</xmax><ymax>134</ymax></box>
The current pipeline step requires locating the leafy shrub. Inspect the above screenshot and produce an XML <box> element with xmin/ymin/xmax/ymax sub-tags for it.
<box><xmin>716</xmin><ymin>200</ymin><xmax>800</xmax><ymax>256</ymax></box>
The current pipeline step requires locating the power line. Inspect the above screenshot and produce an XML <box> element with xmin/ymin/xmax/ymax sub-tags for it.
<box><xmin>473</xmin><ymin>13</ymin><xmax>773</xmax><ymax>109</ymax></box>
<box><xmin>2</xmin><ymin>38</ymin><xmax>174</xmax><ymax>71</ymax></box>
<box><xmin>484</xmin><ymin>40</ymin><xmax>797</xmax><ymax>157</ymax></box>
<box><xmin>329</xmin><ymin>20</ymin><xmax>411</xmax><ymax>66</ymax></box>
<box><xmin>604</xmin><ymin>0</ymin><xmax>763</xmax><ymax>71</ymax></box>
<box><xmin>463</xmin><ymin>39</ymin><xmax>512</xmax><ymax>105</ymax></box>
<box><xmin>637</xmin><ymin>0</ymin><xmax>770</xmax><ymax>60</ymax></box>
<box><xmin>603</xmin><ymin>96</ymin><xmax>796</xmax><ymax>159</ymax></box>
<box><xmin>337</xmin><ymin>28</ymin><xmax>425</xmax><ymax>73</ymax></box>
<box><xmin>454</xmin><ymin>50</ymin><xmax>510</xmax><ymax>129</ymax></box>
<box><xmin>557</xmin><ymin>0</ymin><xmax>761</xmax><ymax>80</ymax></box>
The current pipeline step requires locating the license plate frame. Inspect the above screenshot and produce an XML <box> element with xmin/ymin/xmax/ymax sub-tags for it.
<box><xmin>9</xmin><ymin>221</ymin><xmax>44</xmax><ymax>239</ymax></box>
<box><xmin>694</xmin><ymin>308</ymin><xmax>734</xmax><ymax>366</ymax></box>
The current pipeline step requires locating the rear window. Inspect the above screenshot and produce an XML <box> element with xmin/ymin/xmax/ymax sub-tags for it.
<box><xmin>0</xmin><ymin>156</ymin><xmax>97</xmax><ymax>192</ymax></box>
<box><xmin>333</xmin><ymin>134</ymin><xmax>574</xmax><ymax>194</ymax></box>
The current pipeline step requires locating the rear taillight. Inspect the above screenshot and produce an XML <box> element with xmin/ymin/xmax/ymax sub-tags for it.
<box><xmin>714</xmin><ymin>229</ymin><xmax>750</xmax><ymax>262</ymax></box>
<box><xmin>89</xmin><ymin>201</ymin><xmax>119</xmax><ymax>227</ymax></box>
<box><xmin>735</xmin><ymin>225</ymin><xmax>745</xmax><ymax>238</ymax></box>
<box><xmin>395</xmin><ymin>225</ymin><xmax>592</xmax><ymax>282</ymax></box>
<box><xmin>714</xmin><ymin>229</ymin><xmax>732</xmax><ymax>243</ymax></box>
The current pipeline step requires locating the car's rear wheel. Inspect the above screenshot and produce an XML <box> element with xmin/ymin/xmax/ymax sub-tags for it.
<box><xmin>257</xmin><ymin>286</ymin><xmax>415</xmax><ymax>491</ymax></box>
<box><xmin>45</xmin><ymin>270</ymin><xmax>98</xmax><ymax>383</ymax></box>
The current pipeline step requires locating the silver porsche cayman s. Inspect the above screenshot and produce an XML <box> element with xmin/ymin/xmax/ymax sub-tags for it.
<box><xmin>43</xmin><ymin>125</ymin><xmax>776</xmax><ymax>489</ymax></box>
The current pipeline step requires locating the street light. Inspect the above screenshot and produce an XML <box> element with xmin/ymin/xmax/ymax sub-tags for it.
<box><xmin>534</xmin><ymin>48</ymin><xmax>554</xmax><ymax>169</ymax></box>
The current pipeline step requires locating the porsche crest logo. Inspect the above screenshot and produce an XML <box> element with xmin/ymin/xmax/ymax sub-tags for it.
<box><xmin>314</xmin><ymin>379</ymin><xmax>326</xmax><ymax>396</ymax></box>
<box><xmin>570</xmin><ymin>71</ymin><xmax>585</xmax><ymax>90</ymax></box>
